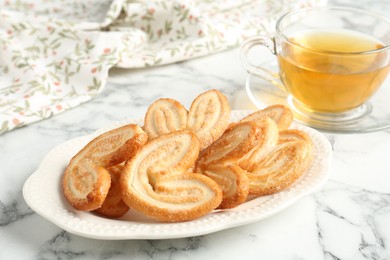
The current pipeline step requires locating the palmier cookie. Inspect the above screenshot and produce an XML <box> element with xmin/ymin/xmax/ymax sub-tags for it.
<box><xmin>94</xmin><ymin>164</ymin><xmax>130</xmax><ymax>218</ymax></box>
<box><xmin>240</xmin><ymin>104</ymin><xmax>293</xmax><ymax>130</ymax></box>
<box><xmin>202</xmin><ymin>164</ymin><xmax>249</xmax><ymax>209</ymax></box>
<box><xmin>195</xmin><ymin>121</ymin><xmax>265</xmax><ymax>172</ymax></box>
<box><xmin>120</xmin><ymin>130</ymin><xmax>222</xmax><ymax>222</ymax></box>
<box><xmin>63</xmin><ymin>124</ymin><xmax>148</xmax><ymax>211</ymax></box>
<box><xmin>279</xmin><ymin>129</ymin><xmax>313</xmax><ymax>150</ymax></box>
<box><xmin>278</xmin><ymin>129</ymin><xmax>314</xmax><ymax>173</ymax></box>
<box><xmin>238</xmin><ymin>117</ymin><xmax>279</xmax><ymax>171</ymax></box>
<box><xmin>187</xmin><ymin>89</ymin><xmax>231</xmax><ymax>150</ymax></box>
<box><xmin>246</xmin><ymin>140</ymin><xmax>312</xmax><ymax>196</ymax></box>
<box><xmin>144</xmin><ymin>98</ymin><xmax>188</xmax><ymax>139</ymax></box>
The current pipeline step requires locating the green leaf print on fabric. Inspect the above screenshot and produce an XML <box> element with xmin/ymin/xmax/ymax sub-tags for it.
<box><xmin>0</xmin><ymin>0</ymin><xmax>327</xmax><ymax>134</ymax></box>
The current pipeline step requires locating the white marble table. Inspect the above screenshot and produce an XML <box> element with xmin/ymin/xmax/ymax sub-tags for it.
<box><xmin>1</xmin><ymin>1</ymin><xmax>390</xmax><ymax>259</ymax></box>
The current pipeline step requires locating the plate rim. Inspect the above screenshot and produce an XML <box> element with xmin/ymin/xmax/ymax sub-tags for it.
<box><xmin>22</xmin><ymin>110</ymin><xmax>332</xmax><ymax>240</ymax></box>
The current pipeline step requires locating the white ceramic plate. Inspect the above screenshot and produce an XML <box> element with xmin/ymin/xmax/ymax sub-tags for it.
<box><xmin>23</xmin><ymin>111</ymin><xmax>332</xmax><ymax>240</ymax></box>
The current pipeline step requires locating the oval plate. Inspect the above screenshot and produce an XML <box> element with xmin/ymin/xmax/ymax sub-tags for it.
<box><xmin>23</xmin><ymin>111</ymin><xmax>332</xmax><ymax>240</ymax></box>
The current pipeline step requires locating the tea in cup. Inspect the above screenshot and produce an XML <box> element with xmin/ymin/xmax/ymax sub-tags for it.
<box><xmin>241</xmin><ymin>6</ymin><xmax>390</xmax><ymax>126</ymax></box>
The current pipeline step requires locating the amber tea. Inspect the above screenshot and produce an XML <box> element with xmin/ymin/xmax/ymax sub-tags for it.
<box><xmin>278</xmin><ymin>29</ymin><xmax>390</xmax><ymax>112</ymax></box>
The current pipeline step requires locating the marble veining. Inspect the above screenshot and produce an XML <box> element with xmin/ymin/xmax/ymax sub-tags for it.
<box><xmin>0</xmin><ymin>197</ymin><xmax>34</xmax><ymax>228</ymax></box>
<box><xmin>314</xmin><ymin>181</ymin><xmax>390</xmax><ymax>259</ymax></box>
<box><xmin>1</xmin><ymin>0</ymin><xmax>390</xmax><ymax>259</ymax></box>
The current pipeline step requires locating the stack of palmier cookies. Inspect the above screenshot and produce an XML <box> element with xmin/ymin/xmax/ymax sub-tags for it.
<box><xmin>62</xmin><ymin>89</ymin><xmax>314</xmax><ymax>222</ymax></box>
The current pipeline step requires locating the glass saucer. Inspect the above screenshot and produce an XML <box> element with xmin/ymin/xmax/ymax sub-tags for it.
<box><xmin>245</xmin><ymin>74</ymin><xmax>390</xmax><ymax>133</ymax></box>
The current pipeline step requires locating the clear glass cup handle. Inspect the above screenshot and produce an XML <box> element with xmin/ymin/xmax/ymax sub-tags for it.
<box><xmin>240</xmin><ymin>36</ymin><xmax>286</xmax><ymax>91</ymax></box>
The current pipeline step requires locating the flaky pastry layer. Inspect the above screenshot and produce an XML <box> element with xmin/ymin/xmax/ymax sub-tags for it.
<box><xmin>246</xmin><ymin>140</ymin><xmax>311</xmax><ymax>196</ymax></box>
<box><xmin>187</xmin><ymin>89</ymin><xmax>231</xmax><ymax>150</ymax></box>
<box><xmin>94</xmin><ymin>164</ymin><xmax>130</xmax><ymax>218</ymax></box>
<box><xmin>120</xmin><ymin>130</ymin><xmax>222</xmax><ymax>222</ymax></box>
<box><xmin>144</xmin><ymin>98</ymin><xmax>188</xmax><ymax>139</ymax></box>
<box><xmin>203</xmin><ymin>164</ymin><xmax>249</xmax><ymax>209</ymax></box>
<box><xmin>196</xmin><ymin>121</ymin><xmax>265</xmax><ymax>171</ymax></box>
<box><xmin>240</xmin><ymin>104</ymin><xmax>293</xmax><ymax>130</ymax></box>
<box><xmin>63</xmin><ymin>124</ymin><xmax>147</xmax><ymax>211</ymax></box>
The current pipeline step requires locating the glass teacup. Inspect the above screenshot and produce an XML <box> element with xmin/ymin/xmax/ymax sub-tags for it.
<box><xmin>241</xmin><ymin>6</ymin><xmax>390</xmax><ymax>128</ymax></box>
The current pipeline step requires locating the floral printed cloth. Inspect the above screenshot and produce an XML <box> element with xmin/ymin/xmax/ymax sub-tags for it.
<box><xmin>0</xmin><ymin>0</ymin><xmax>326</xmax><ymax>134</ymax></box>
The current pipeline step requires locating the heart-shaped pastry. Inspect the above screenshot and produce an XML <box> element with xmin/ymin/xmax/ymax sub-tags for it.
<box><xmin>144</xmin><ymin>98</ymin><xmax>188</xmax><ymax>139</ymax></box>
<box><xmin>278</xmin><ymin>128</ymin><xmax>314</xmax><ymax>174</ymax></box>
<box><xmin>63</xmin><ymin>124</ymin><xmax>148</xmax><ymax>211</ymax></box>
<box><xmin>238</xmin><ymin>117</ymin><xmax>279</xmax><ymax>171</ymax></box>
<box><xmin>143</xmin><ymin>89</ymin><xmax>231</xmax><ymax>151</ymax></box>
<box><xmin>245</xmin><ymin>140</ymin><xmax>311</xmax><ymax>196</ymax></box>
<box><xmin>195</xmin><ymin>121</ymin><xmax>267</xmax><ymax>209</ymax></box>
<box><xmin>120</xmin><ymin>130</ymin><xmax>222</xmax><ymax>222</ymax></box>
<box><xmin>196</xmin><ymin>121</ymin><xmax>265</xmax><ymax>171</ymax></box>
<box><xmin>187</xmin><ymin>89</ymin><xmax>231</xmax><ymax>150</ymax></box>
<box><xmin>63</xmin><ymin>159</ymin><xmax>111</xmax><ymax>211</ymax></box>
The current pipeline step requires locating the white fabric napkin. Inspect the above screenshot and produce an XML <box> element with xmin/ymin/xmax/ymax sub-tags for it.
<box><xmin>0</xmin><ymin>0</ymin><xmax>326</xmax><ymax>134</ymax></box>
